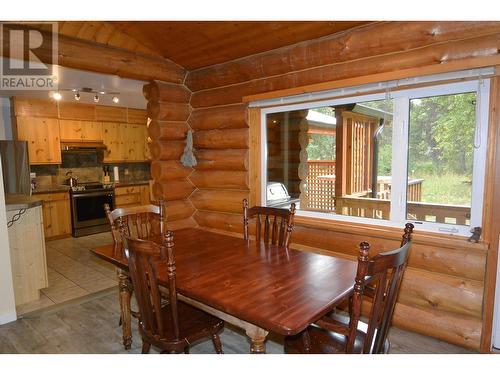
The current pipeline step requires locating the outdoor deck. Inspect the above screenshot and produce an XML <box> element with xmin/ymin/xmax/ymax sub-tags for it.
<box><xmin>305</xmin><ymin>160</ymin><xmax>470</xmax><ymax>224</ymax></box>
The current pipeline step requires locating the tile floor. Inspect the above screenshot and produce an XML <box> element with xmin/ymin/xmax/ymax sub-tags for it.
<box><xmin>16</xmin><ymin>232</ymin><xmax>117</xmax><ymax>316</ymax></box>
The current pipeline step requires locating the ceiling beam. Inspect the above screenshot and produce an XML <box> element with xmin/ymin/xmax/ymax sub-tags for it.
<box><xmin>1</xmin><ymin>25</ymin><xmax>186</xmax><ymax>83</ymax></box>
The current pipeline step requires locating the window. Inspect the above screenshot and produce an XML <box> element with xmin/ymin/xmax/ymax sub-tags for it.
<box><xmin>260</xmin><ymin>79</ymin><xmax>490</xmax><ymax>236</ymax></box>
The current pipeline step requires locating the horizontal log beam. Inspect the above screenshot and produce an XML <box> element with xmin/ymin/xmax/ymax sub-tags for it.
<box><xmin>392</xmin><ymin>302</ymin><xmax>481</xmax><ymax>350</ymax></box>
<box><xmin>152</xmin><ymin>179</ymin><xmax>195</xmax><ymax>201</ymax></box>
<box><xmin>400</xmin><ymin>268</ymin><xmax>483</xmax><ymax>319</ymax></box>
<box><xmin>148</xmin><ymin>120</ymin><xmax>188</xmax><ymax>141</ymax></box>
<box><xmin>151</xmin><ymin>160</ymin><xmax>192</xmax><ymax>182</ymax></box>
<box><xmin>189</xmin><ymin>170</ymin><xmax>249</xmax><ymax>189</ymax></box>
<box><xmin>190</xmin><ymin>189</ymin><xmax>249</xmax><ymax>213</ymax></box>
<box><xmin>291</xmin><ymin>224</ymin><xmax>486</xmax><ymax>281</ymax></box>
<box><xmin>190</xmin><ymin>33</ymin><xmax>500</xmax><ymax>108</ymax></box>
<box><xmin>194</xmin><ymin>210</ymin><xmax>243</xmax><ymax>234</ymax></box>
<box><xmin>149</xmin><ymin>140</ymin><xmax>185</xmax><ymax>160</ymax></box>
<box><xmin>193</xmin><ymin>128</ymin><xmax>248</xmax><ymax>149</ymax></box>
<box><xmin>147</xmin><ymin>102</ymin><xmax>191</xmax><ymax>121</ymax></box>
<box><xmin>1</xmin><ymin>26</ymin><xmax>186</xmax><ymax>83</ymax></box>
<box><xmin>189</xmin><ymin>104</ymin><xmax>248</xmax><ymax>130</ymax></box>
<box><xmin>163</xmin><ymin>199</ymin><xmax>196</xmax><ymax>221</ymax></box>
<box><xmin>186</xmin><ymin>21</ymin><xmax>500</xmax><ymax>91</ymax></box>
<box><xmin>194</xmin><ymin>149</ymin><xmax>249</xmax><ymax>171</ymax></box>
<box><xmin>143</xmin><ymin>81</ymin><xmax>191</xmax><ymax>103</ymax></box>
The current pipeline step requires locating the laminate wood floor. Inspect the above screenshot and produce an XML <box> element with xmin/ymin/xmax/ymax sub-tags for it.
<box><xmin>0</xmin><ymin>288</ymin><xmax>474</xmax><ymax>354</ymax></box>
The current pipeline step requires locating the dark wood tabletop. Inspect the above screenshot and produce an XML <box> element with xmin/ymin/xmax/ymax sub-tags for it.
<box><xmin>91</xmin><ymin>227</ymin><xmax>357</xmax><ymax>336</ymax></box>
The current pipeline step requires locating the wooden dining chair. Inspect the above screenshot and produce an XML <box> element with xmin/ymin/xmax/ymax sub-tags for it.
<box><xmin>104</xmin><ymin>200</ymin><xmax>166</xmax><ymax>245</ymax></box>
<box><xmin>123</xmin><ymin>231</ymin><xmax>224</xmax><ymax>354</ymax></box>
<box><xmin>243</xmin><ymin>199</ymin><xmax>296</xmax><ymax>247</ymax></box>
<box><xmin>103</xmin><ymin>200</ymin><xmax>166</xmax><ymax>349</ymax></box>
<box><xmin>285</xmin><ymin>223</ymin><xmax>414</xmax><ymax>354</ymax></box>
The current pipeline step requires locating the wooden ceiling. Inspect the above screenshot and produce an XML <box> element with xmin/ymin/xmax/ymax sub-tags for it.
<box><xmin>49</xmin><ymin>21</ymin><xmax>371</xmax><ymax>70</ymax></box>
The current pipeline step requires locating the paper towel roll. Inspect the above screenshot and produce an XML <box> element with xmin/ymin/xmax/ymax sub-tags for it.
<box><xmin>113</xmin><ymin>166</ymin><xmax>119</xmax><ymax>182</ymax></box>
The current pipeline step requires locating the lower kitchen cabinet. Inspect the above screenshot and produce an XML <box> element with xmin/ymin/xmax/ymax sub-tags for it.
<box><xmin>7</xmin><ymin>204</ymin><xmax>49</xmax><ymax>306</ymax></box>
<box><xmin>114</xmin><ymin>184</ymin><xmax>151</xmax><ymax>208</ymax></box>
<box><xmin>34</xmin><ymin>192</ymin><xmax>72</xmax><ymax>240</ymax></box>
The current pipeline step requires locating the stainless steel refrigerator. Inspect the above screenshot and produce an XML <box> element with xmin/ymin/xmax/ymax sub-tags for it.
<box><xmin>0</xmin><ymin>140</ymin><xmax>31</xmax><ymax>196</ymax></box>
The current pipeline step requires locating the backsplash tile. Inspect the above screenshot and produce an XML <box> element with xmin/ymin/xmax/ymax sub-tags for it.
<box><xmin>31</xmin><ymin>162</ymin><xmax>150</xmax><ymax>187</ymax></box>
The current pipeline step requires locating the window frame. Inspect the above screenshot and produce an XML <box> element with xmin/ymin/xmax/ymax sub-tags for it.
<box><xmin>260</xmin><ymin>79</ymin><xmax>491</xmax><ymax>237</ymax></box>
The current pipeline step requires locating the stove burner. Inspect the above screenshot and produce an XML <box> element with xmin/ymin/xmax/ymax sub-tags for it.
<box><xmin>70</xmin><ymin>182</ymin><xmax>115</xmax><ymax>192</ymax></box>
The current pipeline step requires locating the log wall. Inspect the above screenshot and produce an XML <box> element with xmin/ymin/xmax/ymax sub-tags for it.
<box><xmin>179</xmin><ymin>21</ymin><xmax>500</xmax><ymax>351</ymax></box>
<box><xmin>144</xmin><ymin>81</ymin><xmax>197</xmax><ymax>230</ymax></box>
<box><xmin>188</xmin><ymin>103</ymin><xmax>250</xmax><ymax>221</ymax></box>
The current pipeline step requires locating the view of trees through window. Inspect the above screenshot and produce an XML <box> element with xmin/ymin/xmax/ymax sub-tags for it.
<box><xmin>408</xmin><ymin>93</ymin><xmax>475</xmax><ymax>207</ymax></box>
<box><xmin>304</xmin><ymin>93</ymin><xmax>476</xmax><ymax>207</ymax></box>
<box><xmin>266</xmin><ymin>83</ymin><xmax>480</xmax><ymax>230</ymax></box>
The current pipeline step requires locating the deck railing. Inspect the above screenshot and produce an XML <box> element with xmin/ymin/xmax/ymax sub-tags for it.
<box><xmin>305</xmin><ymin>161</ymin><xmax>466</xmax><ymax>225</ymax></box>
<box><xmin>375</xmin><ymin>177</ymin><xmax>423</xmax><ymax>202</ymax></box>
<box><xmin>335</xmin><ymin>196</ymin><xmax>470</xmax><ymax>225</ymax></box>
<box><xmin>306</xmin><ymin>160</ymin><xmax>336</xmax><ymax>211</ymax></box>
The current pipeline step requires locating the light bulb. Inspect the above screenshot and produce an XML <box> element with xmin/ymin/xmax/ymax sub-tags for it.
<box><xmin>112</xmin><ymin>96</ymin><xmax>119</xmax><ymax>104</ymax></box>
<box><xmin>74</xmin><ymin>91</ymin><xmax>81</xmax><ymax>101</ymax></box>
<box><xmin>52</xmin><ymin>92</ymin><xmax>62</xmax><ymax>101</ymax></box>
<box><xmin>93</xmin><ymin>94</ymin><xmax>99</xmax><ymax>103</ymax></box>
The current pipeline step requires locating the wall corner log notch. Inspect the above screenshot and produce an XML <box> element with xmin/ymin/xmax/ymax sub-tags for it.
<box><xmin>144</xmin><ymin>81</ymin><xmax>196</xmax><ymax>230</ymax></box>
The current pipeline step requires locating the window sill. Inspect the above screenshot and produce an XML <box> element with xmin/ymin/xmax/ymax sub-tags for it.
<box><xmin>293</xmin><ymin>213</ymin><xmax>488</xmax><ymax>252</ymax></box>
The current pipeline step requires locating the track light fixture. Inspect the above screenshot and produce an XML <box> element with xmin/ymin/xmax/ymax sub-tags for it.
<box><xmin>50</xmin><ymin>87</ymin><xmax>120</xmax><ymax>104</ymax></box>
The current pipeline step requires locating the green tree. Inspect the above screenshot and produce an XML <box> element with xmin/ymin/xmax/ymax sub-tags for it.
<box><xmin>307</xmin><ymin>133</ymin><xmax>335</xmax><ymax>160</ymax></box>
<box><xmin>409</xmin><ymin>92</ymin><xmax>475</xmax><ymax>175</ymax></box>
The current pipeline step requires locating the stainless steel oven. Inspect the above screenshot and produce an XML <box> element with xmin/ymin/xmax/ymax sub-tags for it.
<box><xmin>70</xmin><ymin>183</ymin><xmax>115</xmax><ymax>237</ymax></box>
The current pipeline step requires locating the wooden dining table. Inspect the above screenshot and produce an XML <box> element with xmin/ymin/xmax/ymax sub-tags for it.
<box><xmin>91</xmin><ymin>227</ymin><xmax>357</xmax><ymax>353</ymax></box>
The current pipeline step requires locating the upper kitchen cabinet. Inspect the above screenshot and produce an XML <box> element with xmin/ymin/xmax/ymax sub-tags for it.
<box><xmin>102</xmin><ymin>122</ymin><xmax>122</xmax><ymax>162</ymax></box>
<box><xmin>15</xmin><ymin>117</ymin><xmax>62</xmax><ymax>164</ymax></box>
<box><xmin>59</xmin><ymin>120</ymin><xmax>103</xmax><ymax>141</ymax></box>
<box><xmin>12</xmin><ymin>97</ymin><xmax>149</xmax><ymax>164</ymax></box>
<box><xmin>102</xmin><ymin>122</ymin><xmax>149</xmax><ymax>162</ymax></box>
<box><xmin>12</xmin><ymin>98</ymin><xmax>62</xmax><ymax>165</ymax></box>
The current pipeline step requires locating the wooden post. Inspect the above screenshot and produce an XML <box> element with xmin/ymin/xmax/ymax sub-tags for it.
<box><xmin>143</xmin><ymin>81</ymin><xmax>196</xmax><ymax>230</ymax></box>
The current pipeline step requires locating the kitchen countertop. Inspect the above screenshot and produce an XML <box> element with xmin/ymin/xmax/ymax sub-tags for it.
<box><xmin>32</xmin><ymin>185</ymin><xmax>71</xmax><ymax>194</ymax></box>
<box><xmin>5</xmin><ymin>194</ymin><xmax>43</xmax><ymax>211</ymax></box>
<box><xmin>113</xmin><ymin>179</ymin><xmax>150</xmax><ymax>187</ymax></box>
<box><xmin>32</xmin><ymin>180</ymin><xmax>150</xmax><ymax>194</ymax></box>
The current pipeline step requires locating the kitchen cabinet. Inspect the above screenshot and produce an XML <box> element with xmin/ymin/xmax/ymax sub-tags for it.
<box><xmin>103</xmin><ymin>122</ymin><xmax>149</xmax><ymax>162</ymax></box>
<box><xmin>128</xmin><ymin>124</ymin><xmax>150</xmax><ymax>161</ymax></box>
<box><xmin>13</xmin><ymin>98</ymin><xmax>150</xmax><ymax>165</ymax></box>
<box><xmin>7</xmin><ymin>204</ymin><xmax>49</xmax><ymax>306</ymax></box>
<box><xmin>34</xmin><ymin>192</ymin><xmax>72</xmax><ymax>239</ymax></box>
<box><xmin>115</xmin><ymin>184</ymin><xmax>151</xmax><ymax>208</ymax></box>
<box><xmin>16</xmin><ymin>117</ymin><xmax>61</xmax><ymax>164</ymax></box>
<box><xmin>59</xmin><ymin>120</ymin><xmax>102</xmax><ymax>141</ymax></box>
<box><xmin>102</xmin><ymin>122</ymin><xmax>122</xmax><ymax>162</ymax></box>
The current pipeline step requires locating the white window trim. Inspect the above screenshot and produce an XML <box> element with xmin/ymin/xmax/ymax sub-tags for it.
<box><xmin>260</xmin><ymin>79</ymin><xmax>491</xmax><ymax>238</ymax></box>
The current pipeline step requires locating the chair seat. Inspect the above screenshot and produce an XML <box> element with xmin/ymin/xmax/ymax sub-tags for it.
<box><xmin>284</xmin><ymin>313</ymin><xmax>389</xmax><ymax>354</ymax></box>
<box><xmin>139</xmin><ymin>300</ymin><xmax>224</xmax><ymax>351</ymax></box>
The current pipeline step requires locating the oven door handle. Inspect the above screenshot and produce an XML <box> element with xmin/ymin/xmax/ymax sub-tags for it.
<box><xmin>71</xmin><ymin>191</ymin><xmax>114</xmax><ymax>198</ymax></box>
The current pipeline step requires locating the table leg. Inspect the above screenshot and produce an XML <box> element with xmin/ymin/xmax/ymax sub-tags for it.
<box><xmin>245</xmin><ymin>326</ymin><xmax>269</xmax><ymax>354</ymax></box>
<box><xmin>117</xmin><ymin>269</ymin><xmax>133</xmax><ymax>350</ymax></box>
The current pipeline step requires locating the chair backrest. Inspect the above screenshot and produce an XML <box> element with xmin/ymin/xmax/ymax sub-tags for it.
<box><xmin>346</xmin><ymin>223</ymin><xmax>414</xmax><ymax>354</ymax></box>
<box><xmin>104</xmin><ymin>200</ymin><xmax>166</xmax><ymax>245</ymax></box>
<box><xmin>123</xmin><ymin>231</ymin><xmax>180</xmax><ymax>342</ymax></box>
<box><xmin>243</xmin><ymin>199</ymin><xmax>296</xmax><ymax>247</ymax></box>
